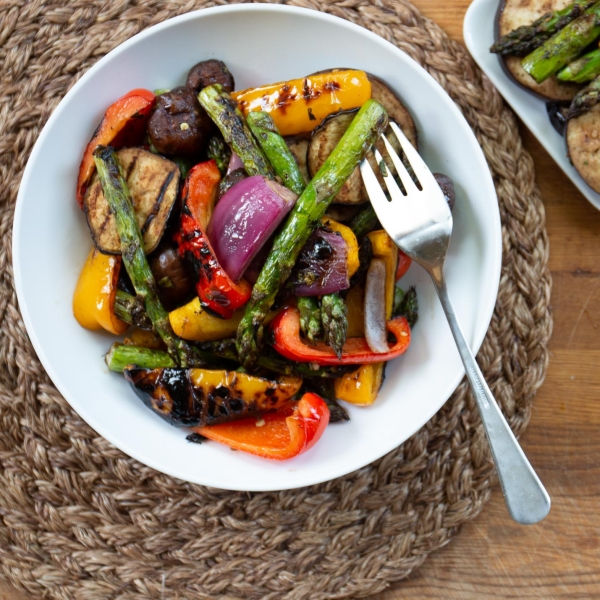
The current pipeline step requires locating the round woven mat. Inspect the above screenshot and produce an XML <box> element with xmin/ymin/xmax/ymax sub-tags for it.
<box><xmin>0</xmin><ymin>0</ymin><xmax>552</xmax><ymax>598</ymax></box>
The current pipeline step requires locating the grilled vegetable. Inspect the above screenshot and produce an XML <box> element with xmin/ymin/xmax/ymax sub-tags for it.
<box><xmin>271</xmin><ymin>307</ymin><xmax>411</xmax><ymax>366</ymax></box>
<box><xmin>206</xmin><ymin>135</ymin><xmax>232</xmax><ymax>175</ymax></box>
<box><xmin>333</xmin><ymin>363</ymin><xmax>385</xmax><ymax>406</ymax></box>
<box><xmin>195</xmin><ymin>392</ymin><xmax>329</xmax><ymax>460</ymax></box>
<box><xmin>198</xmin><ymin>84</ymin><xmax>275</xmax><ymax>178</ymax></box>
<box><xmin>522</xmin><ymin>2</ymin><xmax>600</xmax><ymax>83</ymax></box>
<box><xmin>73</xmin><ymin>247</ymin><xmax>129</xmax><ymax>335</ymax></box>
<box><xmin>218</xmin><ymin>168</ymin><xmax>247</xmax><ymax>198</ymax></box>
<box><xmin>567</xmin><ymin>73</ymin><xmax>600</xmax><ymax>117</ymax></box>
<box><xmin>364</xmin><ymin>259</ymin><xmax>388</xmax><ymax>354</ymax></box>
<box><xmin>175</xmin><ymin>160</ymin><xmax>252</xmax><ymax>319</ymax></box>
<box><xmin>232</xmin><ymin>70</ymin><xmax>372</xmax><ymax>136</ymax></box>
<box><xmin>290</xmin><ymin>227</ymin><xmax>350</xmax><ymax>296</ymax></box>
<box><xmin>169</xmin><ymin>297</ymin><xmax>243</xmax><ymax>342</ymax></box>
<box><xmin>321</xmin><ymin>292</ymin><xmax>348</xmax><ymax>359</ymax></box>
<box><xmin>106</xmin><ymin>343</ymin><xmax>176</xmax><ymax>372</ymax></box>
<box><xmin>557</xmin><ymin>47</ymin><xmax>600</xmax><ymax>82</ymax></box>
<box><xmin>393</xmin><ymin>286</ymin><xmax>419</xmax><ymax>327</ymax></box>
<box><xmin>76</xmin><ymin>88</ymin><xmax>155</xmax><ymax>207</ymax></box>
<box><xmin>113</xmin><ymin>289</ymin><xmax>153</xmax><ymax>330</ymax></box>
<box><xmin>207</xmin><ymin>175</ymin><xmax>298</xmax><ymax>282</ymax></box>
<box><xmin>285</xmin><ymin>136</ymin><xmax>310</xmax><ymax>183</ymax></box>
<box><xmin>491</xmin><ymin>0</ymin><xmax>595</xmax><ymax>55</ymax></box>
<box><xmin>322</xmin><ymin>217</ymin><xmax>360</xmax><ymax>278</ymax></box>
<box><xmin>148</xmin><ymin>243</ymin><xmax>195</xmax><ymax>311</ymax></box>
<box><xmin>345</xmin><ymin>282</ymin><xmax>365</xmax><ymax>338</ymax></box>
<box><xmin>324</xmin><ymin>204</ymin><xmax>362</xmax><ymax>223</ymax></box>
<box><xmin>246</xmin><ymin>111</ymin><xmax>307</xmax><ymax>195</ymax></box>
<box><xmin>367</xmin><ymin>230</ymin><xmax>399</xmax><ymax>321</ymax></box>
<box><xmin>496</xmin><ymin>0</ymin><xmax>582</xmax><ymax>100</ymax></box>
<box><xmin>187</xmin><ymin>59</ymin><xmax>235</xmax><ymax>93</ymax></box>
<box><xmin>124</xmin><ymin>367</ymin><xmax>302</xmax><ymax>427</ymax></box>
<box><xmin>547</xmin><ymin>101</ymin><xmax>571</xmax><ymax>133</ymax></box>
<box><xmin>236</xmin><ymin>99</ymin><xmax>388</xmax><ymax>367</ymax></box>
<box><xmin>84</xmin><ymin>147</ymin><xmax>179</xmax><ymax>255</ymax></box>
<box><xmin>297</xmin><ymin>296</ymin><xmax>322</xmax><ymax>343</ymax></box>
<box><xmin>93</xmin><ymin>146</ymin><xmax>205</xmax><ymax>367</ymax></box>
<box><xmin>566</xmin><ymin>98</ymin><xmax>600</xmax><ymax>192</ymax></box>
<box><xmin>302</xmin><ymin>378</ymin><xmax>350</xmax><ymax>422</ymax></box>
<box><xmin>148</xmin><ymin>86</ymin><xmax>213</xmax><ymax>157</ymax></box>
<box><xmin>348</xmin><ymin>205</ymin><xmax>379</xmax><ymax>238</ymax></box>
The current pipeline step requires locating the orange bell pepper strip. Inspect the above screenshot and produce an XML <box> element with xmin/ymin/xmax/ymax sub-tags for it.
<box><xmin>396</xmin><ymin>250</ymin><xmax>412</xmax><ymax>281</ymax></box>
<box><xmin>73</xmin><ymin>247</ymin><xmax>129</xmax><ymax>335</ymax></box>
<box><xmin>232</xmin><ymin>70</ymin><xmax>371</xmax><ymax>136</ymax></box>
<box><xmin>196</xmin><ymin>393</ymin><xmax>330</xmax><ymax>460</ymax></box>
<box><xmin>175</xmin><ymin>160</ymin><xmax>251</xmax><ymax>319</ymax></box>
<box><xmin>76</xmin><ymin>88</ymin><xmax>155</xmax><ymax>207</ymax></box>
<box><xmin>271</xmin><ymin>307</ymin><xmax>411</xmax><ymax>366</ymax></box>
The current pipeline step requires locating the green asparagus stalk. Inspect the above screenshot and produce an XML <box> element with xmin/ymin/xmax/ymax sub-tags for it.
<box><xmin>297</xmin><ymin>296</ymin><xmax>322</xmax><ymax>343</ymax></box>
<box><xmin>392</xmin><ymin>286</ymin><xmax>419</xmax><ymax>328</ymax></box>
<box><xmin>348</xmin><ymin>205</ymin><xmax>380</xmax><ymax>238</ymax></box>
<box><xmin>113</xmin><ymin>289</ymin><xmax>154</xmax><ymax>330</ymax></box>
<box><xmin>198</xmin><ymin>84</ymin><xmax>275</xmax><ymax>178</ymax></box>
<box><xmin>106</xmin><ymin>343</ymin><xmax>176</xmax><ymax>372</ymax></box>
<box><xmin>206</xmin><ymin>135</ymin><xmax>232</xmax><ymax>176</ymax></box>
<box><xmin>236</xmin><ymin>100</ymin><xmax>388</xmax><ymax>367</ymax></box>
<box><xmin>490</xmin><ymin>0</ymin><xmax>596</xmax><ymax>56</ymax></box>
<box><xmin>93</xmin><ymin>146</ymin><xmax>205</xmax><ymax>368</ymax></box>
<box><xmin>246</xmin><ymin>111</ymin><xmax>306</xmax><ymax>195</ymax></box>
<box><xmin>557</xmin><ymin>47</ymin><xmax>600</xmax><ymax>82</ymax></box>
<box><xmin>567</xmin><ymin>74</ymin><xmax>600</xmax><ymax>117</ymax></box>
<box><xmin>321</xmin><ymin>293</ymin><xmax>348</xmax><ymax>359</ymax></box>
<box><xmin>105</xmin><ymin>342</ymin><xmax>353</xmax><ymax>378</ymax></box>
<box><xmin>521</xmin><ymin>2</ymin><xmax>600</xmax><ymax>83</ymax></box>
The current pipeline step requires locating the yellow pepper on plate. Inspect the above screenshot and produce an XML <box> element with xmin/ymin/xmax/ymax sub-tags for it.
<box><xmin>73</xmin><ymin>247</ymin><xmax>128</xmax><ymax>335</ymax></box>
<box><xmin>321</xmin><ymin>216</ymin><xmax>360</xmax><ymax>278</ymax></box>
<box><xmin>232</xmin><ymin>70</ymin><xmax>372</xmax><ymax>136</ymax></box>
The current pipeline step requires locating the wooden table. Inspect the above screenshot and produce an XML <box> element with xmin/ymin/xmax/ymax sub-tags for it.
<box><xmin>2</xmin><ymin>1</ymin><xmax>599</xmax><ymax>597</ymax></box>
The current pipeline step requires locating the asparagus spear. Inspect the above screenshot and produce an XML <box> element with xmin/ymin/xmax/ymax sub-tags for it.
<box><xmin>113</xmin><ymin>289</ymin><xmax>153</xmax><ymax>330</ymax></box>
<box><xmin>521</xmin><ymin>2</ymin><xmax>600</xmax><ymax>83</ymax></box>
<box><xmin>348</xmin><ymin>205</ymin><xmax>380</xmax><ymax>238</ymax></box>
<box><xmin>321</xmin><ymin>293</ymin><xmax>348</xmax><ymax>359</ymax></box>
<box><xmin>93</xmin><ymin>146</ymin><xmax>205</xmax><ymax>368</ymax></box>
<box><xmin>567</xmin><ymin>74</ymin><xmax>600</xmax><ymax>117</ymax></box>
<box><xmin>490</xmin><ymin>0</ymin><xmax>595</xmax><ymax>56</ymax></box>
<box><xmin>206</xmin><ymin>135</ymin><xmax>232</xmax><ymax>176</ymax></box>
<box><xmin>393</xmin><ymin>286</ymin><xmax>419</xmax><ymax>328</ymax></box>
<box><xmin>198</xmin><ymin>84</ymin><xmax>275</xmax><ymax>178</ymax></box>
<box><xmin>106</xmin><ymin>342</ymin><xmax>353</xmax><ymax>378</ymax></box>
<box><xmin>557</xmin><ymin>47</ymin><xmax>600</xmax><ymax>82</ymax></box>
<box><xmin>246</xmin><ymin>111</ymin><xmax>306</xmax><ymax>195</ymax></box>
<box><xmin>236</xmin><ymin>100</ymin><xmax>388</xmax><ymax>367</ymax></box>
<box><xmin>297</xmin><ymin>296</ymin><xmax>322</xmax><ymax>343</ymax></box>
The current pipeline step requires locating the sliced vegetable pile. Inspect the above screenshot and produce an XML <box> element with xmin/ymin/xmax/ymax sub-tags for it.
<box><xmin>73</xmin><ymin>61</ymin><xmax>452</xmax><ymax>461</ymax></box>
<box><xmin>491</xmin><ymin>0</ymin><xmax>600</xmax><ymax>193</ymax></box>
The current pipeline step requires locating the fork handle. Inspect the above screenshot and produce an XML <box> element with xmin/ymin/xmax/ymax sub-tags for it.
<box><xmin>431</xmin><ymin>273</ymin><xmax>551</xmax><ymax>525</ymax></box>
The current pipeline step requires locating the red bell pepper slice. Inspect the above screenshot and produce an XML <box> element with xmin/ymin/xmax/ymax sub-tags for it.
<box><xmin>395</xmin><ymin>250</ymin><xmax>412</xmax><ymax>281</ymax></box>
<box><xmin>196</xmin><ymin>393</ymin><xmax>329</xmax><ymax>460</ymax></box>
<box><xmin>76</xmin><ymin>88</ymin><xmax>155</xmax><ymax>207</ymax></box>
<box><xmin>272</xmin><ymin>307</ymin><xmax>411</xmax><ymax>365</ymax></box>
<box><xmin>176</xmin><ymin>160</ymin><xmax>251</xmax><ymax>319</ymax></box>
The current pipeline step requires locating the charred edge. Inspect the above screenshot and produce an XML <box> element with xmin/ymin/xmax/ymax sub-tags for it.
<box><xmin>125</xmin><ymin>154</ymin><xmax>139</xmax><ymax>180</ymax></box>
<box><xmin>141</xmin><ymin>168</ymin><xmax>175</xmax><ymax>235</ymax></box>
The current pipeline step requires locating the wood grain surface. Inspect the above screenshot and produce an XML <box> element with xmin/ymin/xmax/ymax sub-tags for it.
<box><xmin>2</xmin><ymin>1</ymin><xmax>600</xmax><ymax>598</ymax></box>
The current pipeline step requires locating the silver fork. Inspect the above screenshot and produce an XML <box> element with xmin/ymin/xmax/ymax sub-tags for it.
<box><xmin>360</xmin><ymin>122</ymin><xmax>550</xmax><ymax>525</ymax></box>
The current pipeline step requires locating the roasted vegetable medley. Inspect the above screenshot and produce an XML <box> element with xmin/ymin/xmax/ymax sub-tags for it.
<box><xmin>73</xmin><ymin>60</ymin><xmax>444</xmax><ymax>460</ymax></box>
<box><xmin>491</xmin><ymin>0</ymin><xmax>600</xmax><ymax>193</ymax></box>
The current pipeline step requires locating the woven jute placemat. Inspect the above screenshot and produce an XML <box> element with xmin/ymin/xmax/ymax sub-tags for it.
<box><xmin>0</xmin><ymin>0</ymin><xmax>551</xmax><ymax>598</ymax></box>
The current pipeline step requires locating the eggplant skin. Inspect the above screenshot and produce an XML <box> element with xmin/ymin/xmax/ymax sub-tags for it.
<box><xmin>497</xmin><ymin>0</ymin><xmax>581</xmax><ymax>101</ymax></box>
<box><xmin>124</xmin><ymin>368</ymin><xmax>301</xmax><ymax>427</ymax></box>
<box><xmin>566</xmin><ymin>104</ymin><xmax>600</xmax><ymax>193</ymax></box>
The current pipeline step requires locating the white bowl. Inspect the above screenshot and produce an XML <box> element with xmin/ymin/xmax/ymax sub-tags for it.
<box><xmin>13</xmin><ymin>4</ymin><xmax>501</xmax><ymax>491</ymax></box>
<box><xmin>464</xmin><ymin>0</ymin><xmax>600</xmax><ymax>212</ymax></box>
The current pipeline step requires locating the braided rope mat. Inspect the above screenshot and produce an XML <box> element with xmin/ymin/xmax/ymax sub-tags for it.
<box><xmin>0</xmin><ymin>0</ymin><xmax>552</xmax><ymax>598</ymax></box>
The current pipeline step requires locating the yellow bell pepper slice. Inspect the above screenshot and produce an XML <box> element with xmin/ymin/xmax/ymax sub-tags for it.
<box><xmin>232</xmin><ymin>70</ymin><xmax>371</xmax><ymax>136</ymax></box>
<box><xmin>321</xmin><ymin>216</ymin><xmax>360</xmax><ymax>278</ymax></box>
<box><xmin>73</xmin><ymin>247</ymin><xmax>129</xmax><ymax>335</ymax></box>
<box><xmin>345</xmin><ymin>282</ymin><xmax>365</xmax><ymax>338</ymax></box>
<box><xmin>169</xmin><ymin>297</ymin><xmax>243</xmax><ymax>342</ymax></box>
<box><xmin>334</xmin><ymin>230</ymin><xmax>399</xmax><ymax>405</ymax></box>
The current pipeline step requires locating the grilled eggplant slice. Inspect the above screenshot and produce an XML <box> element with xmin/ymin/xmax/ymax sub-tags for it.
<box><xmin>84</xmin><ymin>147</ymin><xmax>179</xmax><ymax>254</ymax></box>
<box><xmin>284</xmin><ymin>135</ymin><xmax>310</xmax><ymax>183</ymax></box>
<box><xmin>497</xmin><ymin>0</ymin><xmax>581</xmax><ymax>101</ymax></box>
<box><xmin>566</xmin><ymin>103</ymin><xmax>600</xmax><ymax>192</ymax></box>
<box><xmin>125</xmin><ymin>367</ymin><xmax>302</xmax><ymax>427</ymax></box>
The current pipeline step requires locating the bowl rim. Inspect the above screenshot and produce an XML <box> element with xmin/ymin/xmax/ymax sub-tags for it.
<box><xmin>13</xmin><ymin>3</ymin><xmax>502</xmax><ymax>490</ymax></box>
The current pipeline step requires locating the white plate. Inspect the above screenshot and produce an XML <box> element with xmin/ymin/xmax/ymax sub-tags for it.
<box><xmin>464</xmin><ymin>0</ymin><xmax>600</xmax><ymax>211</ymax></box>
<box><xmin>13</xmin><ymin>4</ymin><xmax>501</xmax><ymax>491</ymax></box>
